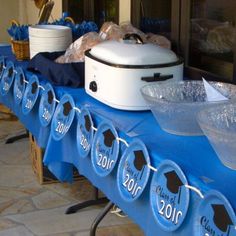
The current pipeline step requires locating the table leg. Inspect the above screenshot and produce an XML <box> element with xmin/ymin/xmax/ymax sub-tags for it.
<box><xmin>65</xmin><ymin>187</ymin><xmax>108</xmax><ymax>214</ymax></box>
<box><xmin>90</xmin><ymin>201</ymin><xmax>114</xmax><ymax>236</ymax></box>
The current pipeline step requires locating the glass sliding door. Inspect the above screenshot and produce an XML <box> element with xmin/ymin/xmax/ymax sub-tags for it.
<box><xmin>131</xmin><ymin>0</ymin><xmax>172</xmax><ymax>36</ymax></box>
<box><xmin>62</xmin><ymin>0</ymin><xmax>91</xmax><ymax>23</ymax></box>
<box><xmin>131</xmin><ymin>0</ymin><xmax>180</xmax><ymax>51</ymax></box>
<box><xmin>184</xmin><ymin>0</ymin><xmax>236</xmax><ymax>82</ymax></box>
<box><xmin>94</xmin><ymin>0</ymin><xmax>119</xmax><ymax>28</ymax></box>
<box><xmin>62</xmin><ymin>0</ymin><xmax>119</xmax><ymax>27</ymax></box>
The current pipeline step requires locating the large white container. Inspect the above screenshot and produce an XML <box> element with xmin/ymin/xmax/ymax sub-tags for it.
<box><xmin>29</xmin><ymin>25</ymin><xmax>72</xmax><ymax>58</ymax></box>
<box><xmin>85</xmin><ymin>36</ymin><xmax>183</xmax><ymax>111</ymax></box>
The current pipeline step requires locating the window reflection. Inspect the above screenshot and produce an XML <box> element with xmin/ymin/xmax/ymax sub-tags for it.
<box><xmin>94</xmin><ymin>0</ymin><xmax>118</xmax><ymax>28</ymax></box>
<box><xmin>63</xmin><ymin>0</ymin><xmax>118</xmax><ymax>27</ymax></box>
<box><xmin>140</xmin><ymin>0</ymin><xmax>171</xmax><ymax>35</ymax></box>
<box><xmin>131</xmin><ymin>0</ymin><xmax>172</xmax><ymax>38</ymax></box>
<box><xmin>189</xmin><ymin>0</ymin><xmax>236</xmax><ymax>81</ymax></box>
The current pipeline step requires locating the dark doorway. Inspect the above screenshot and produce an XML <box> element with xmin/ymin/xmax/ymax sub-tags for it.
<box><xmin>62</xmin><ymin>0</ymin><xmax>119</xmax><ymax>27</ymax></box>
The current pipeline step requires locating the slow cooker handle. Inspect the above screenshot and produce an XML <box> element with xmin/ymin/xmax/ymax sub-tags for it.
<box><xmin>123</xmin><ymin>33</ymin><xmax>144</xmax><ymax>44</ymax></box>
<box><xmin>141</xmin><ymin>73</ymin><xmax>173</xmax><ymax>82</ymax></box>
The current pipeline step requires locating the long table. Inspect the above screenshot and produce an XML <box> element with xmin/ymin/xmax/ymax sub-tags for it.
<box><xmin>1</xmin><ymin>45</ymin><xmax>236</xmax><ymax>236</ymax></box>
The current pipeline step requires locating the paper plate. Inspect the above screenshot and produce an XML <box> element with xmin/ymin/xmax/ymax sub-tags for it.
<box><xmin>13</xmin><ymin>67</ymin><xmax>26</xmax><ymax>105</ymax></box>
<box><xmin>39</xmin><ymin>83</ymin><xmax>56</xmax><ymax>127</ymax></box>
<box><xmin>29</xmin><ymin>25</ymin><xmax>72</xmax><ymax>38</ymax></box>
<box><xmin>117</xmin><ymin>139</ymin><xmax>151</xmax><ymax>202</ymax></box>
<box><xmin>76</xmin><ymin>107</ymin><xmax>94</xmax><ymax>158</ymax></box>
<box><xmin>0</xmin><ymin>43</ymin><xmax>10</xmax><ymax>47</ymax></box>
<box><xmin>22</xmin><ymin>74</ymin><xmax>39</xmax><ymax>115</ymax></box>
<box><xmin>196</xmin><ymin>190</ymin><xmax>236</xmax><ymax>236</ymax></box>
<box><xmin>0</xmin><ymin>61</ymin><xmax>15</xmax><ymax>96</ymax></box>
<box><xmin>91</xmin><ymin>122</ymin><xmax>119</xmax><ymax>177</ymax></box>
<box><xmin>150</xmin><ymin>160</ymin><xmax>190</xmax><ymax>231</ymax></box>
<box><xmin>51</xmin><ymin>94</ymin><xmax>75</xmax><ymax>141</ymax></box>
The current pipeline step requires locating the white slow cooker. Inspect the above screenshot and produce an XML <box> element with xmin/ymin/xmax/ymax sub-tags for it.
<box><xmin>85</xmin><ymin>34</ymin><xmax>183</xmax><ymax>110</ymax></box>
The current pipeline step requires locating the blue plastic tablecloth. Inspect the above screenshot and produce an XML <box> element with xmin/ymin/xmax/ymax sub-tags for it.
<box><xmin>0</xmin><ymin>68</ymin><xmax>51</xmax><ymax>148</ymax></box>
<box><xmin>42</xmin><ymin>87</ymin><xmax>236</xmax><ymax>235</ymax></box>
<box><xmin>0</xmin><ymin>46</ymin><xmax>81</xmax><ymax>148</ymax></box>
<box><xmin>0</xmin><ymin>45</ymin><xmax>28</xmax><ymax>69</ymax></box>
<box><xmin>1</xmin><ymin>46</ymin><xmax>236</xmax><ymax>236</ymax></box>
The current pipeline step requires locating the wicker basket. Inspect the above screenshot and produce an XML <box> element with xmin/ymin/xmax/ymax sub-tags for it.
<box><xmin>11</xmin><ymin>40</ymin><xmax>30</xmax><ymax>60</ymax></box>
<box><xmin>64</xmin><ymin>16</ymin><xmax>75</xmax><ymax>24</ymax></box>
<box><xmin>10</xmin><ymin>20</ymin><xmax>30</xmax><ymax>61</ymax></box>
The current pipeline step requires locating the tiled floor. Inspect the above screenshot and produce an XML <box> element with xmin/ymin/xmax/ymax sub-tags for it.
<box><xmin>0</xmin><ymin>113</ymin><xmax>144</xmax><ymax>236</ymax></box>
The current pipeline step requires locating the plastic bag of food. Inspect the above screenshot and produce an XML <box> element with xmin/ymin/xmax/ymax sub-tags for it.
<box><xmin>56</xmin><ymin>32</ymin><xmax>102</xmax><ymax>63</ymax></box>
<box><xmin>146</xmin><ymin>33</ymin><xmax>171</xmax><ymax>49</ymax></box>
<box><xmin>99</xmin><ymin>22</ymin><xmax>125</xmax><ymax>41</ymax></box>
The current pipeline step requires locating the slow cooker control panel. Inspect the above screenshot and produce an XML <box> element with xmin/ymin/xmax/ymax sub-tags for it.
<box><xmin>89</xmin><ymin>81</ymin><xmax>97</xmax><ymax>92</ymax></box>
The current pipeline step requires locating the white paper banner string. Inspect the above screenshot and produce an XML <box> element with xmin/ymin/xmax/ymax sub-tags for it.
<box><xmin>13</xmin><ymin>69</ymin><xmax>17</xmax><ymax>74</ymax></box>
<box><xmin>110</xmin><ymin>205</ymin><xmax>127</xmax><ymax>218</ymax></box>
<box><xmin>73</xmin><ymin>106</ymin><xmax>81</xmax><ymax>113</ymax></box>
<box><xmin>3</xmin><ymin>65</ymin><xmax>6</xmax><ymax>69</ymax></box>
<box><xmin>116</xmin><ymin>137</ymin><xmax>129</xmax><ymax>147</ymax></box>
<box><xmin>148</xmin><ymin>164</ymin><xmax>158</xmax><ymax>172</ymax></box>
<box><xmin>24</xmin><ymin>79</ymin><xmax>28</xmax><ymax>84</ymax></box>
<box><xmin>38</xmin><ymin>85</ymin><xmax>45</xmax><ymax>91</ymax></box>
<box><xmin>185</xmin><ymin>184</ymin><xmax>204</xmax><ymax>199</ymax></box>
<box><xmin>92</xmin><ymin>126</ymin><xmax>97</xmax><ymax>132</ymax></box>
<box><xmin>116</xmin><ymin>137</ymin><xmax>158</xmax><ymax>171</ymax></box>
<box><xmin>54</xmin><ymin>98</ymin><xmax>60</xmax><ymax>103</ymax></box>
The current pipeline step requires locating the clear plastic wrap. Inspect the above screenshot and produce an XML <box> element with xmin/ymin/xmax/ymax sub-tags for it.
<box><xmin>56</xmin><ymin>21</ymin><xmax>173</xmax><ymax>64</ymax></box>
<box><xmin>55</xmin><ymin>32</ymin><xmax>102</xmax><ymax>63</ymax></box>
<box><xmin>146</xmin><ymin>33</ymin><xmax>171</xmax><ymax>49</ymax></box>
<box><xmin>99</xmin><ymin>22</ymin><xmax>125</xmax><ymax>41</ymax></box>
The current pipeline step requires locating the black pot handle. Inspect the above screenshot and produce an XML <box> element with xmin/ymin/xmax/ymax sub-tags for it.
<box><xmin>123</xmin><ymin>33</ymin><xmax>144</xmax><ymax>44</ymax></box>
<box><xmin>141</xmin><ymin>73</ymin><xmax>173</xmax><ymax>82</ymax></box>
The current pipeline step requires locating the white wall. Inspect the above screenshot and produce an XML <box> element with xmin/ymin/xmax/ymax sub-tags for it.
<box><xmin>0</xmin><ymin>0</ymin><xmax>19</xmax><ymax>43</ymax></box>
<box><xmin>0</xmin><ymin>0</ymin><xmax>63</xmax><ymax>43</ymax></box>
<box><xmin>24</xmin><ymin>0</ymin><xmax>62</xmax><ymax>25</ymax></box>
<box><xmin>119</xmin><ymin>0</ymin><xmax>131</xmax><ymax>24</ymax></box>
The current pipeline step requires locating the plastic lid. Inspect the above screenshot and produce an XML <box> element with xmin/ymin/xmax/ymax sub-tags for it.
<box><xmin>39</xmin><ymin>83</ymin><xmax>56</xmax><ymax>127</ymax></box>
<box><xmin>76</xmin><ymin>107</ymin><xmax>94</xmax><ymax>159</ymax></box>
<box><xmin>0</xmin><ymin>61</ymin><xmax>15</xmax><ymax>96</ymax></box>
<box><xmin>21</xmin><ymin>74</ymin><xmax>39</xmax><ymax>115</ymax></box>
<box><xmin>91</xmin><ymin>121</ymin><xmax>119</xmax><ymax>177</ymax></box>
<box><xmin>117</xmin><ymin>139</ymin><xmax>151</xmax><ymax>202</ymax></box>
<box><xmin>90</xmin><ymin>40</ymin><xmax>178</xmax><ymax>66</ymax></box>
<box><xmin>51</xmin><ymin>94</ymin><xmax>75</xmax><ymax>141</ymax></box>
